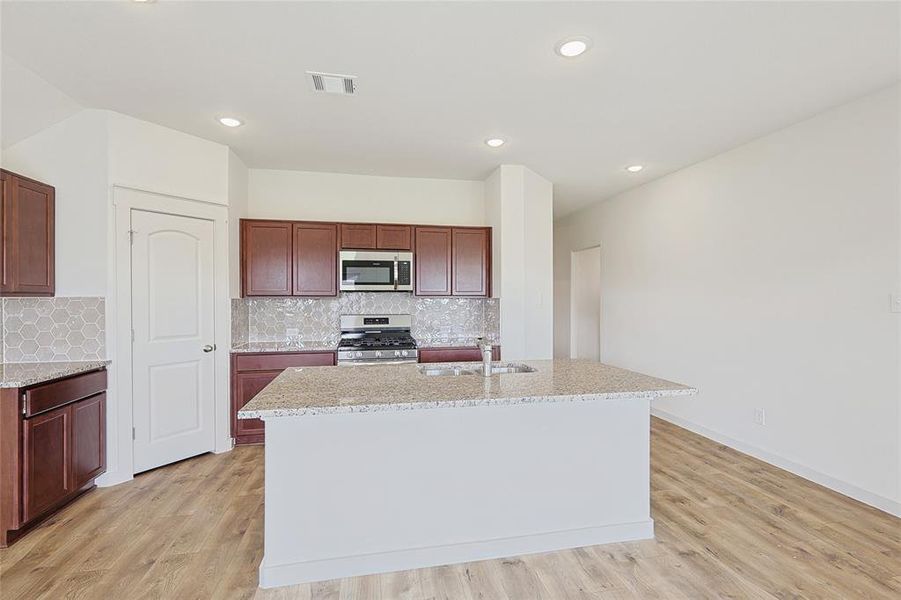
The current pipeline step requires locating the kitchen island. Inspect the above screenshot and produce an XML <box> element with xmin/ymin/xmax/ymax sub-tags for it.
<box><xmin>239</xmin><ymin>359</ymin><xmax>695</xmax><ymax>588</ymax></box>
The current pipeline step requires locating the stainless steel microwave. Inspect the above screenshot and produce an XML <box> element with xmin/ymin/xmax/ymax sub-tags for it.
<box><xmin>339</xmin><ymin>250</ymin><xmax>413</xmax><ymax>292</ymax></box>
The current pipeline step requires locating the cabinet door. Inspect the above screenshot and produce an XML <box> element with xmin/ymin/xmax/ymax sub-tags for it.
<box><xmin>22</xmin><ymin>406</ymin><xmax>71</xmax><ymax>523</ymax></box>
<box><xmin>1</xmin><ymin>171</ymin><xmax>55</xmax><ymax>296</ymax></box>
<box><xmin>340</xmin><ymin>224</ymin><xmax>377</xmax><ymax>249</ymax></box>
<box><xmin>242</xmin><ymin>220</ymin><xmax>293</xmax><ymax>296</ymax></box>
<box><xmin>376</xmin><ymin>225</ymin><xmax>412</xmax><ymax>250</ymax></box>
<box><xmin>414</xmin><ymin>227</ymin><xmax>452</xmax><ymax>296</ymax></box>
<box><xmin>71</xmin><ymin>393</ymin><xmax>106</xmax><ymax>490</ymax></box>
<box><xmin>294</xmin><ymin>222</ymin><xmax>338</xmax><ymax>296</ymax></box>
<box><xmin>233</xmin><ymin>371</ymin><xmax>279</xmax><ymax>443</ymax></box>
<box><xmin>452</xmin><ymin>228</ymin><xmax>490</xmax><ymax>297</ymax></box>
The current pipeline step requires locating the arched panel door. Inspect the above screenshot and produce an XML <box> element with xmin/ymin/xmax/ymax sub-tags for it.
<box><xmin>131</xmin><ymin>209</ymin><xmax>215</xmax><ymax>473</ymax></box>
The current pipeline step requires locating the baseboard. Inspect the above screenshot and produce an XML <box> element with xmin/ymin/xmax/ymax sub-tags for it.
<box><xmin>259</xmin><ymin>519</ymin><xmax>654</xmax><ymax>588</ymax></box>
<box><xmin>95</xmin><ymin>470</ymin><xmax>133</xmax><ymax>488</ymax></box>
<box><xmin>651</xmin><ymin>408</ymin><xmax>901</xmax><ymax>518</ymax></box>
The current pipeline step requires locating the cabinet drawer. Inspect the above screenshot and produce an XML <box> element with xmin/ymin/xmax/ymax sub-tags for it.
<box><xmin>234</xmin><ymin>352</ymin><xmax>336</xmax><ymax>372</ymax></box>
<box><xmin>24</xmin><ymin>369</ymin><xmax>107</xmax><ymax>418</ymax></box>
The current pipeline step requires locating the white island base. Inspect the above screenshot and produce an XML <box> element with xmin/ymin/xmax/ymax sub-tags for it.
<box><xmin>259</xmin><ymin>397</ymin><xmax>654</xmax><ymax>588</ymax></box>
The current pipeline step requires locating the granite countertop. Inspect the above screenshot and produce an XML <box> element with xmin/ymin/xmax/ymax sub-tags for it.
<box><xmin>0</xmin><ymin>360</ymin><xmax>112</xmax><ymax>388</ymax></box>
<box><xmin>239</xmin><ymin>359</ymin><xmax>696</xmax><ymax>418</ymax></box>
<box><xmin>231</xmin><ymin>341</ymin><xmax>337</xmax><ymax>353</ymax></box>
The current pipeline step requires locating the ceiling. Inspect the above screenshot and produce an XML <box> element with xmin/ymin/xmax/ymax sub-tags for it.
<box><xmin>2</xmin><ymin>1</ymin><xmax>898</xmax><ymax>217</ymax></box>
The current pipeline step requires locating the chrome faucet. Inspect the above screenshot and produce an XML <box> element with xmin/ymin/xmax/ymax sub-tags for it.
<box><xmin>477</xmin><ymin>337</ymin><xmax>493</xmax><ymax>377</ymax></box>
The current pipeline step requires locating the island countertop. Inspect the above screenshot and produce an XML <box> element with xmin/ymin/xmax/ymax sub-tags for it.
<box><xmin>238</xmin><ymin>359</ymin><xmax>696</xmax><ymax>418</ymax></box>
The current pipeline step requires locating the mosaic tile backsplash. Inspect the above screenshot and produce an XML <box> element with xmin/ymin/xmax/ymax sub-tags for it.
<box><xmin>234</xmin><ymin>293</ymin><xmax>499</xmax><ymax>347</ymax></box>
<box><xmin>3</xmin><ymin>297</ymin><xmax>106</xmax><ymax>362</ymax></box>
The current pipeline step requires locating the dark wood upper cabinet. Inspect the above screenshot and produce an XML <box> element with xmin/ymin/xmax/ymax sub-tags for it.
<box><xmin>293</xmin><ymin>222</ymin><xmax>338</xmax><ymax>296</ymax></box>
<box><xmin>340</xmin><ymin>223</ymin><xmax>412</xmax><ymax>250</ymax></box>
<box><xmin>414</xmin><ymin>227</ymin><xmax>452</xmax><ymax>296</ymax></box>
<box><xmin>0</xmin><ymin>169</ymin><xmax>55</xmax><ymax>297</ymax></box>
<box><xmin>242</xmin><ymin>220</ymin><xmax>293</xmax><ymax>296</ymax></box>
<box><xmin>376</xmin><ymin>225</ymin><xmax>412</xmax><ymax>250</ymax></box>
<box><xmin>340</xmin><ymin>224</ymin><xmax>377</xmax><ymax>249</ymax></box>
<box><xmin>452</xmin><ymin>227</ymin><xmax>491</xmax><ymax>297</ymax></box>
<box><xmin>241</xmin><ymin>219</ymin><xmax>489</xmax><ymax>298</ymax></box>
<box><xmin>414</xmin><ymin>226</ymin><xmax>491</xmax><ymax>297</ymax></box>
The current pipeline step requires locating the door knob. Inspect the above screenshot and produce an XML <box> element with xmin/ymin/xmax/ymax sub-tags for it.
<box><xmin>202</xmin><ymin>344</ymin><xmax>215</xmax><ymax>353</ymax></box>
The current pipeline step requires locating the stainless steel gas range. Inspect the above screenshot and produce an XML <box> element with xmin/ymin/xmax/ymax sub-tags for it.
<box><xmin>337</xmin><ymin>314</ymin><xmax>418</xmax><ymax>365</ymax></box>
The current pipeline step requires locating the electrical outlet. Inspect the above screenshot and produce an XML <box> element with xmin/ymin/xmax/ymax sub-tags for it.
<box><xmin>286</xmin><ymin>328</ymin><xmax>299</xmax><ymax>336</ymax></box>
<box><xmin>754</xmin><ymin>408</ymin><xmax>766</xmax><ymax>426</ymax></box>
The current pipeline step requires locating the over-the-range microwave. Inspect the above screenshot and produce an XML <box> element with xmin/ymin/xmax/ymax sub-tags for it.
<box><xmin>339</xmin><ymin>250</ymin><xmax>413</xmax><ymax>292</ymax></box>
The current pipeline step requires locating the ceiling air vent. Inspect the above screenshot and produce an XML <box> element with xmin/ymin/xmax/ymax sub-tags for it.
<box><xmin>307</xmin><ymin>71</ymin><xmax>357</xmax><ymax>95</ymax></box>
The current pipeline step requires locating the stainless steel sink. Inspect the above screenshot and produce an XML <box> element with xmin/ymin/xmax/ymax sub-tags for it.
<box><xmin>488</xmin><ymin>364</ymin><xmax>536</xmax><ymax>374</ymax></box>
<box><xmin>417</xmin><ymin>363</ymin><xmax>536</xmax><ymax>376</ymax></box>
<box><xmin>418</xmin><ymin>366</ymin><xmax>480</xmax><ymax>377</ymax></box>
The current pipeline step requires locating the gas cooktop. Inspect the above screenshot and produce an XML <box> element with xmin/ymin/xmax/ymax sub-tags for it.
<box><xmin>337</xmin><ymin>315</ymin><xmax>418</xmax><ymax>365</ymax></box>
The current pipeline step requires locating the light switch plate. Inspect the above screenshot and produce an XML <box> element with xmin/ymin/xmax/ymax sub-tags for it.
<box><xmin>891</xmin><ymin>293</ymin><xmax>901</xmax><ymax>314</ymax></box>
<box><xmin>754</xmin><ymin>408</ymin><xmax>766</xmax><ymax>426</ymax></box>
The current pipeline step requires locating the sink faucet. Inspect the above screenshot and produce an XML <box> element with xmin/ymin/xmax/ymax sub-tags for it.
<box><xmin>477</xmin><ymin>337</ymin><xmax>493</xmax><ymax>377</ymax></box>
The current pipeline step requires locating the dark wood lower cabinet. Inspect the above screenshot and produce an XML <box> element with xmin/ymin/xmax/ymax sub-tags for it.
<box><xmin>231</xmin><ymin>351</ymin><xmax>336</xmax><ymax>445</ymax></box>
<box><xmin>22</xmin><ymin>406</ymin><xmax>71</xmax><ymax>523</ymax></box>
<box><xmin>1</xmin><ymin>369</ymin><xmax>107</xmax><ymax>547</ymax></box>
<box><xmin>71</xmin><ymin>392</ymin><xmax>106</xmax><ymax>489</ymax></box>
<box><xmin>418</xmin><ymin>346</ymin><xmax>501</xmax><ymax>363</ymax></box>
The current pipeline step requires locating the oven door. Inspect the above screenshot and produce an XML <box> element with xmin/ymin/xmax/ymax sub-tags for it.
<box><xmin>339</xmin><ymin>251</ymin><xmax>397</xmax><ymax>291</ymax></box>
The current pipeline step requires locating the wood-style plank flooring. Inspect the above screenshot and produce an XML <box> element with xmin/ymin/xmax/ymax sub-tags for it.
<box><xmin>1</xmin><ymin>418</ymin><xmax>898</xmax><ymax>599</ymax></box>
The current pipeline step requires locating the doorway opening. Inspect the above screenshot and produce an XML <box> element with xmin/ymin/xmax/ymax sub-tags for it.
<box><xmin>570</xmin><ymin>246</ymin><xmax>601</xmax><ymax>361</ymax></box>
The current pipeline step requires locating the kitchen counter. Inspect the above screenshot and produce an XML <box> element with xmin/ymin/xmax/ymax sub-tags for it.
<box><xmin>239</xmin><ymin>358</ymin><xmax>694</xmax><ymax>418</ymax></box>
<box><xmin>231</xmin><ymin>340</ymin><xmax>336</xmax><ymax>353</ymax></box>
<box><xmin>0</xmin><ymin>360</ymin><xmax>112</xmax><ymax>388</ymax></box>
<box><xmin>250</xmin><ymin>358</ymin><xmax>695</xmax><ymax>588</ymax></box>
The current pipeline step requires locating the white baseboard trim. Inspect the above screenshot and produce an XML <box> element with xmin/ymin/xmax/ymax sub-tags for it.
<box><xmin>259</xmin><ymin>519</ymin><xmax>654</xmax><ymax>588</ymax></box>
<box><xmin>651</xmin><ymin>408</ymin><xmax>901</xmax><ymax>518</ymax></box>
<box><xmin>95</xmin><ymin>470</ymin><xmax>133</xmax><ymax>488</ymax></box>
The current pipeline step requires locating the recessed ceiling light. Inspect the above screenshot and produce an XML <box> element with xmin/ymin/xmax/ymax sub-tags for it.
<box><xmin>555</xmin><ymin>37</ymin><xmax>591</xmax><ymax>58</ymax></box>
<box><xmin>218</xmin><ymin>117</ymin><xmax>243</xmax><ymax>128</ymax></box>
<box><xmin>626</xmin><ymin>165</ymin><xmax>644</xmax><ymax>173</ymax></box>
<box><xmin>485</xmin><ymin>138</ymin><xmax>506</xmax><ymax>148</ymax></box>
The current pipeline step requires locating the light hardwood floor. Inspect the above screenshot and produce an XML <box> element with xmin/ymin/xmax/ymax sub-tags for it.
<box><xmin>1</xmin><ymin>418</ymin><xmax>898</xmax><ymax>599</ymax></box>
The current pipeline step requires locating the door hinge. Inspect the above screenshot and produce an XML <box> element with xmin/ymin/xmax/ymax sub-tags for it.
<box><xmin>132</xmin><ymin>427</ymin><xmax>136</xmax><ymax>440</ymax></box>
<box><xmin>128</xmin><ymin>229</ymin><xmax>137</xmax><ymax>245</ymax></box>
<box><xmin>131</xmin><ymin>328</ymin><xmax>135</xmax><ymax>343</ymax></box>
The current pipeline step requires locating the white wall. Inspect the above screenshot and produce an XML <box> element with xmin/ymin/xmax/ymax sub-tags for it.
<box><xmin>3</xmin><ymin>107</ymin><xmax>237</xmax><ymax>486</ymax></box>
<box><xmin>249</xmin><ymin>169</ymin><xmax>485</xmax><ymax>225</ymax></box>
<box><xmin>486</xmin><ymin>165</ymin><xmax>554</xmax><ymax>360</ymax></box>
<box><xmin>1</xmin><ymin>54</ymin><xmax>82</xmax><ymax>149</ymax></box>
<box><xmin>228</xmin><ymin>150</ymin><xmax>249</xmax><ymax>299</ymax></box>
<box><xmin>2</xmin><ymin>109</ymin><xmax>108</xmax><ymax>296</ymax></box>
<box><xmin>554</xmin><ymin>85</ymin><xmax>901</xmax><ymax>514</ymax></box>
<box><xmin>108</xmin><ymin>112</ymin><xmax>229</xmax><ymax>204</ymax></box>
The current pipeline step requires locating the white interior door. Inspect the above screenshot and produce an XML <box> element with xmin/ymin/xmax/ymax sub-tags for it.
<box><xmin>131</xmin><ymin>209</ymin><xmax>216</xmax><ymax>473</ymax></box>
<box><xmin>571</xmin><ymin>246</ymin><xmax>601</xmax><ymax>361</ymax></box>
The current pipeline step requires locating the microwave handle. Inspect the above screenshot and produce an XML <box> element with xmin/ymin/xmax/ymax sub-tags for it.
<box><xmin>394</xmin><ymin>257</ymin><xmax>399</xmax><ymax>290</ymax></box>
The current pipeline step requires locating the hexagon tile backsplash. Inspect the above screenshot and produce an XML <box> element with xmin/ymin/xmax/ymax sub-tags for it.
<box><xmin>3</xmin><ymin>297</ymin><xmax>106</xmax><ymax>362</ymax></box>
<box><xmin>236</xmin><ymin>293</ymin><xmax>500</xmax><ymax>347</ymax></box>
